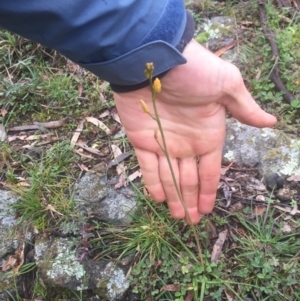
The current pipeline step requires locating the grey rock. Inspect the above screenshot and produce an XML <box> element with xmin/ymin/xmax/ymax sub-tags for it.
<box><xmin>223</xmin><ymin>119</ymin><xmax>300</xmax><ymax>176</ymax></box>
<box><xmin>35</xmin><ymin>237</ymin><xmax>86</xmax><ymax>290</ymax></box>
<box><xmin>0</xmin><ymin>191</ymin><xmax>19</xmax><ymax>258</ymax></box>
<box><xmin>75</xmin><ymin>172</ymin><xmax>108</xmax><ymax>205</ymax></box>
<box><xmin>196</xmin><ymin>16</ymin><xmax>237</xmax><ymax>52</ymax></box>
<box><xmin>35</xmin><ymin>237</ymin><xmax>129</xmax><ymax>301</ymax></box>
<box><xmin>0</xmin><ymin>191</ymin><xmax>24</xmax><ymax>295</ymax></box>
<box><xmin>96</xmin><ymin>181</ymin><xmax>136</xmax><ymax>224</ymax></box>
<box><xmin>75</xmin><ymin>164</ymin><xmax>137</xmax><ymax>224</ymax></box>
<box><xmin>0</xmin><ymin>289</ymin><xmax>15</xmax><ymax>301</ymax></box>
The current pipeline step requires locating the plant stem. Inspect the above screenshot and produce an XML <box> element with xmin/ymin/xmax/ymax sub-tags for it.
<box><xmin>149</xmin><ymin>78</ymin><xmax>204</xmax><ymax>266</ymax></box>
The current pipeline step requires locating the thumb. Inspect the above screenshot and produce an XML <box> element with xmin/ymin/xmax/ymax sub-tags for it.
<box><xmin>223</xmin><ymin>82</ymin><xmax>277</xmax><ymax>128</ymax></box>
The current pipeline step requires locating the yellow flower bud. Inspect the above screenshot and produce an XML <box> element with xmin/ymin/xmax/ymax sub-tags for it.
<box><xmin>140</xmin><ymin>99</ymin><xmax>150</xmax><ymax>114</ymax></box>
<box><xmin>153</xmin><ymin>78</ymin><xmax>161</xmax><ymax>93</ymax></box>
<box><xmin>146</xmin><ymin>62</ymin><xmax>154</xmax><ymax>72</ymax></box>
<box><xmin>144</xmin><ymin>62</ymin><xmax>154</xmax><ymax>79</ymax></box>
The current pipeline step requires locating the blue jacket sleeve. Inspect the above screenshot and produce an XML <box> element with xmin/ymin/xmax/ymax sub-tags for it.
<box><xmin>0</xmin><ymin>0</ymin><xmax>194</xmax><ymax>91</ymax></box>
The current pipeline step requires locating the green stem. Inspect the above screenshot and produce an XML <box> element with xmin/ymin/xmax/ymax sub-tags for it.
<box><xmin>149</xmin><ymin>78</ymin><xmax>204</xmax><ymax>267</ymax></box>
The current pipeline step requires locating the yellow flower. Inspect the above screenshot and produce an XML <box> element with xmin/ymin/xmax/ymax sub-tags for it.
<box><xmin>153</xmin><ymin>78</ymin><xmax>161</xmax><ymax>93</ymax></box>
<box><xmin>140</xmin><ymin>99</ymin><xmax>150</xmax><ymax>114</ymax></box>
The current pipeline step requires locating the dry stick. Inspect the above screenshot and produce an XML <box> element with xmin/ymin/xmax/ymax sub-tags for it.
<box><xmin>258</xmin><ymin>0</ymin><xmax>295</xmax><ymax>103</ymax></box>
<box><xmin>149</xmin><ymin>78</ymin><xmax>204</xmax><ymax>267</ymax></box>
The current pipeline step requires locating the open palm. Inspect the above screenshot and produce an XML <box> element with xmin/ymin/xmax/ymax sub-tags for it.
<box><xmin>114</xmin><ymin>40</ymin><xmax>276</xmax><ymax>224</ymax></box>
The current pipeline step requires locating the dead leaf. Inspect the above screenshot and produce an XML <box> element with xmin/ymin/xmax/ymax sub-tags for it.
<box><xmin>74</xmin><ymin>149</ymin><xmax>95</xmax><ymax>159</ymax></box>
<box><xmin>211</xmin><ymin>229</ymin><xmax>228</xmax><ymax>262</ymax></box>
<box><xmin>111</xmin><ymin>145</ymin><xmax>126</xmax><ymax>175</ymax></box>
<box><xmin>35</xmin><ymin>137</ymin><xmax>59</xmax><ymax>146</ymax></box>
<box><xmin>287</xmin><ymin>175</ymin><xmax>300</xmax><ymax>182</ymax></box>
<box><xmin>0</xmin><ymin>125</ymin><xmax>7</xmax><ymax>142</ymax></box>
<box><xmin>46</xmin><ymin>204</ymin><xmax>63</xmax><ymax>217</ymax></box>
<box><xmin>100</xmin><ymin>81</ymin><xmax>109</xmax><ymax>91</ymax></box>
<box><xmin>85</xmin><ymin>116</ymin><xmax>110</xmax><ymax>135</ymax></box>
<box><xmin>1</xmin><ymin>256</ymin><xmax>17</xmax><ymax>271</ymax></box>
<box><xmin>25</xmin><ymin>133</ymin><xmax>53</xmax><ymax>141</ymax></box>
<box><xmin>70</xmin><ymin>120</ymin><xmax>84</xmax><ymax>148</ymax></box>
<box><xmin>78</xmin><ymin>82</ymin><xmax>83</xmax><ymax>97</ymax></box>
<box><xmin>255</xmin><ymin>205</ymin><xmax>266</xmax><ymax>216</ymax></box>
<box><xmin>111</xmin><ymin>107</ymin><xmax>122</xmax><ymax>124</ymax></box>
<box><xmin>16</xmin><ymin>181</ymin><xmax>31</xmax><ymax>187</ymax></box>
<box><xmin>76</xmin><ymin>141</ymin><xmax>106</xmax><ymax>157</ymax></box>
<box><xmin>8</xmin><ymin>118</ymin><xmax>69</xmax><ymax>132</ymax></box>
<box><xmin>185</xmin><ymin>291</ymin><xmax>194</xmax><ymax>301</ymax></box>
<box><xmin>114</xmin><ymin>174</ymin><xmax>126</xmax><ymax>189</ymax></box>
<box><xmin>229</xmin><ymin>201</ymin><xmax>244</xmax><ymax>212</ymax></box>
<box><xmin>274</xmin><ymin>205</ymin><xmax>300</xmax><ymax>215</ymax></box>
<box><xmin>240</xmin><ymin>20</ymin><xmax>253</xmax><ymax>25</ymax></box>
<box><xmin>78</xmin><ymin>163</ymin><xmax>90</xmax><ymax>172</ymax></box>
<box><xmin>1</xmin><ymin>243</ymin><xmax>25</xmax><ymax>272</ymax></box>
<box><xmin>224</xmin><ymin>289</ymin><xmax>234</xmax><ymax>301</ymax></box>
<box><xmin>1</xmin><ymin>109</ymin><xmax>7</xmax><ymax>117</ymax></box>
<box><xmin>282</xmin><ymin>222</ymin><xmax>292</xmax><ymax>234</ymax></box>
<box><xmin>99</xmin><ymin>110</ymin><xmax>110</xmax><ymax>118</ymax></box>
<box><xmin>125</xmin><ymin>170</ymin><xmax>142</xmax><ymax>185</ymax></box>
<box><xmin>153</xmin><ymin>260</ymin><xmax>162</xmax><ymax>269</ymax></box>
<box><xmin>255</xmin><ymin>70</ymin><xmax>262</xmax><ymax>80</ymax></box>
<box><xmin>107</xmin><ymin>151</ymin><xmax>133</xmax><ymax>169</ymax></box>
<box><xmin>160</xmin><ymin>284</ymin><xmax>181</xmax><ymax>292</ymax></box>
<box><xmin>206</xmin><ymin>220</ymin><xmax>218</xmax><ymax>239</ymax></box>
<box><xmin>214</xmin><ymin>42</ymin><xmax>235</xmax><ymax>57</ymax></box>
<box><xmin>221</xmin><ymin>162</ymin><xmax>234</xmax><ymax>175</ymax></box>
<box><xmin>223</xmin><ymin>185</ymin><xmax>232</xmax><ymax>207</ymax></box>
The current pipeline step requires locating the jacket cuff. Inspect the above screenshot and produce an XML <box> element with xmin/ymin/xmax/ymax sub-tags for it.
<box><xmin>80</xmin><ymin>8</ymin><xmax>195</xmax><ymax>92</ymax></box>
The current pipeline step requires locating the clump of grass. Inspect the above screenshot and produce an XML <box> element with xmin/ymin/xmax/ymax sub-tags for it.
<box><xmin>10</xmin><ymin>141</ymin><xmax>78</xmax><ymax>230</ymax></box>
<box><xmin>229</xmin><ymin>201</ymin><xmax>300</xmax><ymax>299</ymax></box>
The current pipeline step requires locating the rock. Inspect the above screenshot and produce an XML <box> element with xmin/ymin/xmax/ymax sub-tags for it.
<box><xmin>96</xmin><ymin>180</ymin><xmax>137</xmax><ymax>224</ymax></box>
<box><xmin>264</xmin><ymin>173</ymin><xmax>285</xmax><ymax>191</ymax></box>
<box><xmin>0</xmin><ymin>190</ymin><xmax>28</xmax><ymax>296</ymax></box>
<box><xmin>35</xmin><ymin>237</ymin><xmax>130</xmax><ymax>301</ymax></box>
<box><xmin>0</xmin><ymin>191</ymin><xmax>19</xmax><ymax>258</ymax></box>
<box><xmin>276</xmin><ymin>188</ymin><xmax>295</xmax><ymax>201</ymax></box>
<box><xmin>223</xmin><ymin>119</ymin><xmax>300</xmax><ymax>177</ymax></box>
<box><xmin>196</xmin><ymin>16</ymin><xmax>238</xmax><ymax>52</ymax></box>
<box><xmin>75</xmin><ymin>163</ymin><xmax>137</xmax><ymax>224</ymax></box>
<box><xmin>75</xmin><ymin>171</ymin><xmax>108</xmax><ymax>207</ymax></box>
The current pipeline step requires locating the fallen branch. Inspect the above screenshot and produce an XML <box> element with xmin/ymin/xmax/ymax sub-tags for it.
<box><xmin>258</xmin><ymin>0</ymin><xmax>295</xmax><ymax>102</ymax></box>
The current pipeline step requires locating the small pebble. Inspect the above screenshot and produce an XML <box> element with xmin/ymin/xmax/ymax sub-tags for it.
<box><xmin>255</xmin><ymin>195</ymin><xmax>265</xmax><ymax>202</ymax></box>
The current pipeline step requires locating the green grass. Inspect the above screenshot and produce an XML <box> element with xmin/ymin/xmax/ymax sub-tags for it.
<box><xmin>1</xmin><ymin>1</ymin><xmax>300</xmax><ymax>300</ymax></box>
<box><xmin>2</xmin><ymin>141</ymin><xmax>79</xmax><ymax>230</ymax></box>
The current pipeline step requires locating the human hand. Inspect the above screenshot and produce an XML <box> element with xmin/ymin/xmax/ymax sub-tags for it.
<box><xmin>113</xmin><ymin>39</ymin><xmax>277</xmax><ymax>224</ymax></box>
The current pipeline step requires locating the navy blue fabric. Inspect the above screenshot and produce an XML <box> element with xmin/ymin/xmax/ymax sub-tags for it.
<box><xmin>0</xmin><ymin>0</ymin><xmax>189</xmax><ymax>87</ymax></box>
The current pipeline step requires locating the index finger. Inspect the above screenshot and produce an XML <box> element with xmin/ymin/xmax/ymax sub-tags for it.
<box><xmin>198</xmin><ymin>149</ymin><xmax>222</xmax><ymax>214</ymax></box>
